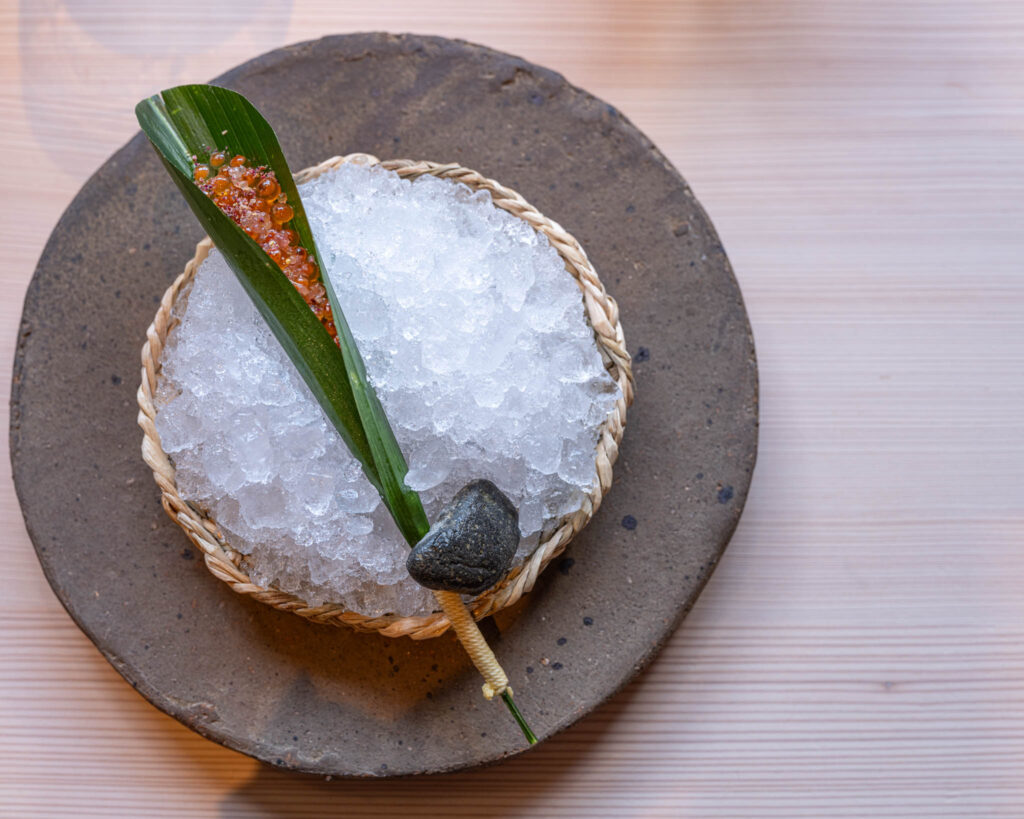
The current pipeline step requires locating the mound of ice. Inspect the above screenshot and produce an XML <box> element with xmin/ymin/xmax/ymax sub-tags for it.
<box><xmin>155</xmin><ymin>163</ymin><xmax>620</xmax><ymax>616</ymax></box>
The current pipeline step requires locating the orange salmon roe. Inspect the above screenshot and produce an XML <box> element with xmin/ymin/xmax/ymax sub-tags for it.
<box><xmin>193</xmin><ymin>151</ymin><xmax>336</xmax><ymax>340</ymax></box>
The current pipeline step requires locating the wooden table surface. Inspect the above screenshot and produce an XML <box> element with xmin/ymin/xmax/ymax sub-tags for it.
<box><xmin>3</xmin><ymin>1</ymin><xmax>1022</xmax><ymax>816</ymax></box>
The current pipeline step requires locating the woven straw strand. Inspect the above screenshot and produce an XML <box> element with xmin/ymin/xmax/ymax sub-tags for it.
<box><xmin>138</xmin><ymin>154</ymin><xmax>634</xmax><ymax>640</ymax></box>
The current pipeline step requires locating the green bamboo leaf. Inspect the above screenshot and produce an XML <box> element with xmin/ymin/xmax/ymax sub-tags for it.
<box><xmin>136</xmin><ymin>85</ymin><xmax>429</xmax><ymax>545</ymax></box>
<box><xmin>137</xmin><ymin>85</ymin><xmax>535</xmax><ymax>746</ymax></box>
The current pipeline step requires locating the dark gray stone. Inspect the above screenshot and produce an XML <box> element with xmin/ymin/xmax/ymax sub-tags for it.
<box><xmin>407</xmin><ymin>480</ymin><xmax>519</xmax><ymax>594</ymax></box>
<box><xmin>10</xmin><ymin>33</ymin><xmax>758</xmax><ymax>777</ymax></box>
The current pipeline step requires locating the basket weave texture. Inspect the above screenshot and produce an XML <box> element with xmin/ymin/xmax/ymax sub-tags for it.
<box><xmin>137</xmin><ymin>154</ymin><xmax>634</xmax><ymax>639</ymax></box>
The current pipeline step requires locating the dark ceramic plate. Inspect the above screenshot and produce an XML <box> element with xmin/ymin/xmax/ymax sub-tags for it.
<box><xmin>11</xmin><ymin>33</ymin><xmax>757</xmax><ymax>777</ymax></box>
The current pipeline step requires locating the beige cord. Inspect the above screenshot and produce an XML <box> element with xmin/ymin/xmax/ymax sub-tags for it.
<box><xmin>433</xmin><ymin>590</ymin><xmax>510</xmax><ymax>699</ymax></box>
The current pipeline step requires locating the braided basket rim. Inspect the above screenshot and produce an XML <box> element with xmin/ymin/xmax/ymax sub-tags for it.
<box><xmin>137</xmin><ymin>153</ymin><xmax>635</xmax><ymax>640</ymax></box>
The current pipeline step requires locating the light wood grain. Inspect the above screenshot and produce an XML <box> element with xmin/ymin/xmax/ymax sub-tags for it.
<box><xmin>3</xmin><ymin>1</ymin><xmax>1023</xmax><ymax>816</ymax></box>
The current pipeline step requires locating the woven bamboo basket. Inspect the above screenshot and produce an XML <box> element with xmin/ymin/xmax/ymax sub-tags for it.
<box><xmin>137</xmin><ymin>153</ymin><xmax>634</xmax><ymax>640</ymax></box>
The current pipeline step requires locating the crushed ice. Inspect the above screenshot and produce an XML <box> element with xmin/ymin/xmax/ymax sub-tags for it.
<box><xmin>155</xmin><ymin>164</ymin><xmax>620</xmax><ymax>616</ymax></box>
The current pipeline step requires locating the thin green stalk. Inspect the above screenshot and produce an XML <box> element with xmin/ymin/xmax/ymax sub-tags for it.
<box><xmin>502</xmin><ymin>690</ymin><xmax>538</xmax><ymax>745</ymax></box>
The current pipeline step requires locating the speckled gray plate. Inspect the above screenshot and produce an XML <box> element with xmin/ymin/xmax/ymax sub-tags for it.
<box><xmin>11</xmin><ymin>33</ymin><xmax>757</xmax><ymax>777</ymax></box>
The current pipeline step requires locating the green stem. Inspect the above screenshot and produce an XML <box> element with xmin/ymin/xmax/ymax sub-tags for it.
<box><xmin>501</xmin><ymin>690</ymin><xmax>538</xmax><ymax>745</ymax></box>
